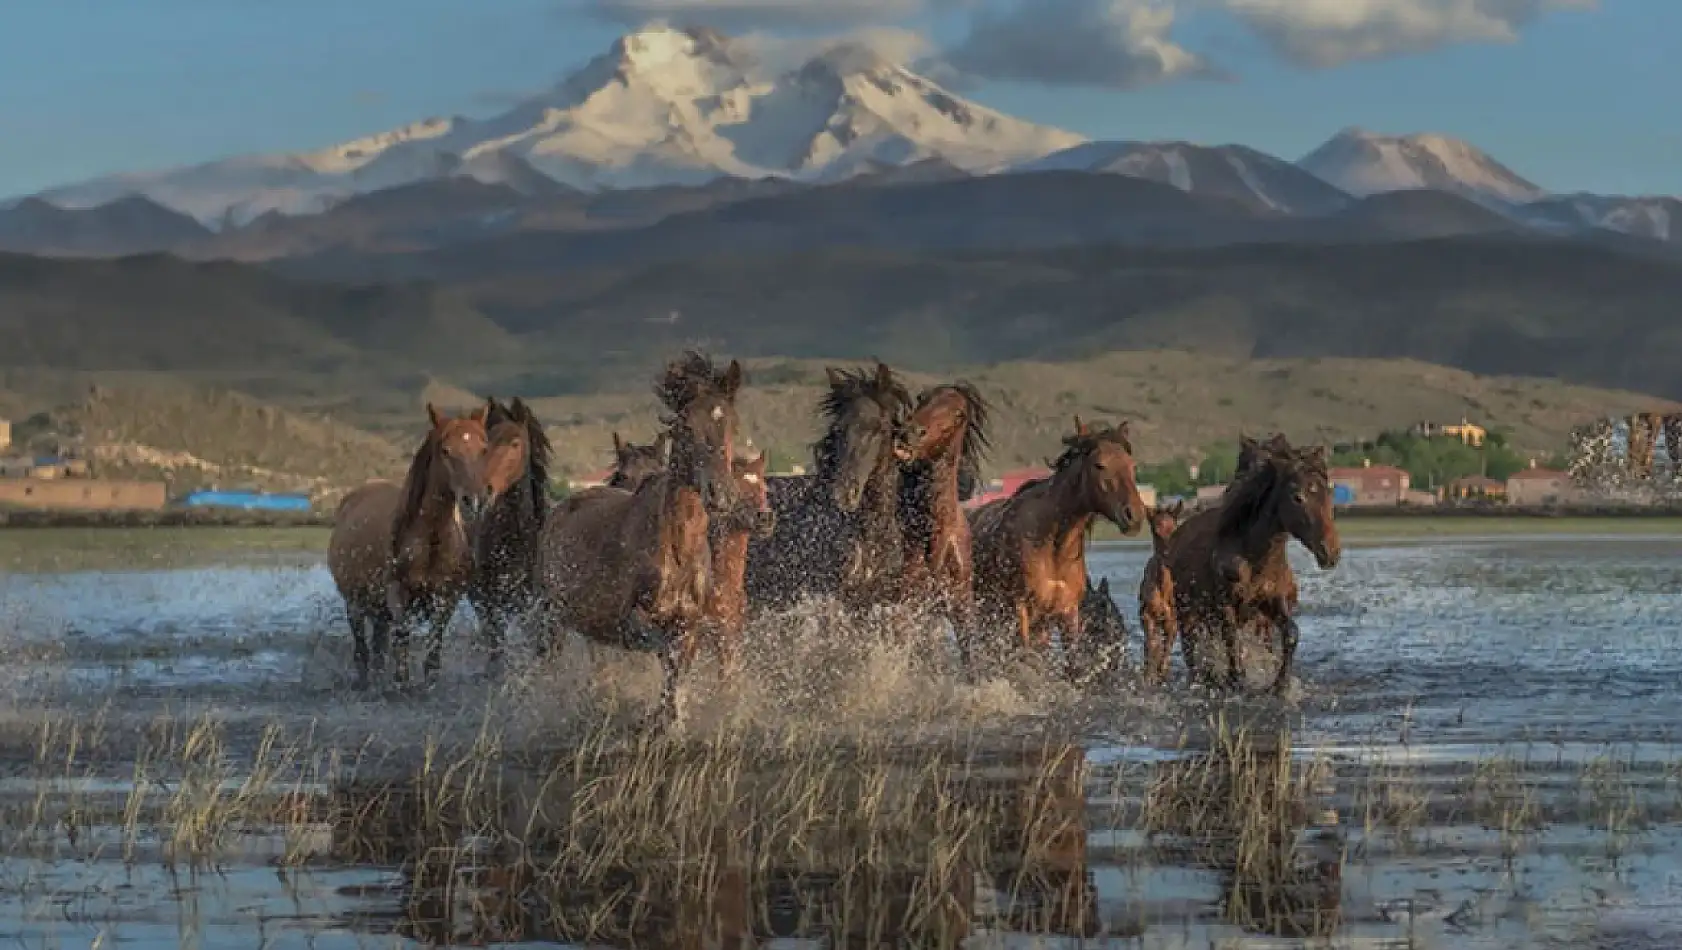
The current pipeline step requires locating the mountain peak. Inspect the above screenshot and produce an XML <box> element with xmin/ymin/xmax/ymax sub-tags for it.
<box><xmin>1298</xmin><ymin>128</ymin><xmax>1544</xmax><ymax>207</ymax></box>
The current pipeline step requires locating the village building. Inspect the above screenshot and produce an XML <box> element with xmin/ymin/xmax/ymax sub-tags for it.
<box><xmin>1505</xmin><ymin>464</ymin><xmax>1575</xmax><ymax>506</ymax></box>
<box><xmin>1328</xmin><ymin>462</ymin><xmax>1411</xmax><ymax>507</ymax></box>
<box><xmin>1444</xmin><ymin>474</ymin><xmax>1507</xmax><ymax>502</ymax></box>
<box><xmin>0</xmin><ymin>477</ymin><xmax>167</xmax><ymax>511</ymax></box>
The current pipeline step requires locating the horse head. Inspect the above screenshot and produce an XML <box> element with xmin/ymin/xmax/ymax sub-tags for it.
<box><xmin>482</xmin><ymin>398</ymin><xmax>535</xmax><ymax>509</ymax></box>
<box><xmin>424</xmin><ymin>402</ymin><xmax>494</xmax><ymax>525</ymax></box>
<box><xmin>1147</xmin><ymin>499</ymin><xmax>1186</xmax><ymax>547</ymax></box>
<box><xmin>733</xmin><ymin>451</ymin><xmax>777</xmax><ymax>538</ymax></box>
<box><xmin>657</xmin><ymin>352</ymin><xmax>744</xmax><ymax>516</ymax></box>
<box><xmin>906</xmin><ymin>381</ymin><xmax>991</xmax><ymax>495</ymax></box>
<box><xmin>816</xmin><ymin>361</ymin><xmax>913</xmax><ymax>513</ymax></box>
<box><xmin>1054</xmin><ymin>416</ymin><xmax>1147</xmax><ymax>536</ymax></box>
<box><xmin>608</xmin><ymin>431</ymin><xmax>670</xmax><ymax>491</ymax></box>
<box><xmin>1225</xmin><ymin>435</ymin><xmax>1342</xmax><ymax>570</ymax></box>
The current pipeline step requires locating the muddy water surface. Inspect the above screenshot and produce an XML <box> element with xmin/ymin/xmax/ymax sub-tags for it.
<box><xmin>0</xmin><ymin>529</ymin><xmax>1678</xmax><ymax>948</ymax></box>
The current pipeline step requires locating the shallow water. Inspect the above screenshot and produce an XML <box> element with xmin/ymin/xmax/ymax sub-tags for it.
<box><xmin>1</xmin><ymin>530</ymin><xmax>1680</xmax><ymax>947</ymax></box>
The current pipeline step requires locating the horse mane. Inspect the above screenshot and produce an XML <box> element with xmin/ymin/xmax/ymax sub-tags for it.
<box><xmin>812</xmin><ymin>363</ymin><xmax>912</xmax><ymax>479</ymax></box>
<box><xmin>391</xmin><ymin>432</ymin><xmax>439</xmax><ymax>559</ymax></box>
<box><xmin>1218</xmin><ymin>436</ymin><xmax>1327</xmax><ymax>535</ymax></box>
<box><xmin>1051</xmin><ymin>421</ymin><xmax>1132</xmax><ymax>472</ymax></box>
<box><xmin>1007</xmin><ymin>420</ymin><xmax>1132</xmax><ymax>500</ymax></box>
<box><xmin>511</xmin><ymin>398</ymin><xmax>552</xmax><ymax>513</ymax></box>
<box><xmin>932</xmin><ymin>380</ymin><xmax>992</xmax><ymax>493</ymax></box>
<box><xmin>656</xmin><ymin>350</ymin><xmax>732</xmax><ymax>416</ymax></box>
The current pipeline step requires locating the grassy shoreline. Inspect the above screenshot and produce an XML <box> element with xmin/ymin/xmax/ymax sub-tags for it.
<box><xmin>3</xmin><ymin>515</ymin><xmax>1680</xmax><ymax>573</ymax></box>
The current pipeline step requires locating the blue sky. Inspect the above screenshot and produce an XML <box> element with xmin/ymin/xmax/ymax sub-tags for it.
<box><xmin>1</xmin><ymin>0</ymin><xmax>1675</xmax><ymax>198</ymax></box>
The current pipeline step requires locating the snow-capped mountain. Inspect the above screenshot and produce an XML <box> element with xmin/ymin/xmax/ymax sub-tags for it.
<box><xmin>37</xmin><ymin>27</ymin><xmax>1082</xmax><ymax>227</ymax></box>
<box><xmin>1016</xmin><ymin>141</ymin><xmax>1351</xmax><ymax>215</ymax></box>
<box><xmin>1521</xmin><ymin>193</ymin><xmax>1678</xmax><ymax>243</ymax></box>
<box><xmin>1297</xmin><ymin>127</ymin><xmax>1546</xmax><ymax>208</ymax></box>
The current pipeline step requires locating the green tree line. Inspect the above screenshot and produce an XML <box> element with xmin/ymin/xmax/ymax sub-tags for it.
<box><xmin>1137</xmin><ymin>428</ymin><xmax>1559</xmax><ymax>498</ymax></box>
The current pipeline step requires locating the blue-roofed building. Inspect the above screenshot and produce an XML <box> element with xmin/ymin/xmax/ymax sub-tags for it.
<box><xmin>177</xmin><ymin>490</ymin><xmax>312</xmax><ymax>512</ymax></box>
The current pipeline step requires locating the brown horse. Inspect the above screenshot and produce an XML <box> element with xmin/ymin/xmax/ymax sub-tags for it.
<box><xmin>606</xmin><ymin>431</ymin><xmax>669</xmax><ymax>490</ymax></box>
<box><xmin>327</xmin><ymin>404</ymin><xmax>497</xmax><ymax>689</ymax></box>
<box><xmin>466</xmin><ymin>397</ymin><xmax>552</xmax><ymax>675</ymax></box>
<box><xmin>968</xmin><ymin>418</ymin><xmax>1148</xmax><ymax>678</ymax></box>
<box><xmin>1138</xmin><ymin>500</ymin><xmax>1186</xmax><ymax>686</ymax></box>
<box><xmin>1162</xmin><ymin>435</ymin><xmax>1340</xmax><ymax>694</ymax></box>
<box><xmin>534</xmin><ymin>353</ymin><xmax>743</xmax><ymax>730</ymax></box>
<box><xmin>690</xmin><ymin>452</ymin><xmax>776</xmax><ymax>675</ymax></box>
<box><xmin>745</xmin><ymin>362</ymin><xmax>916</xmax><ymax>615</ymax></box>
<box><xmin>897</xmin><ymin>381</ymin><xmax>990</xmax><ymax>658</ymax></box>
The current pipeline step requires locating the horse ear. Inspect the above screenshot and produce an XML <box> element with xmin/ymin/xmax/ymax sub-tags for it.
<box><xmin>826</xmin><ymin>367</ymin><xmax>845</xmax><ymax>389</ymax></box>
<box><xmin>612</xmin><ymin>431</ymin><xmax>626</xmax><ymax>456</ymax></box>
<box><xmin>1307</xmin><ymin>445</ymin><xmax>1328</xmax><ymax>466</ymax></box>
<box><xmin>468</xmin><ymin>403</ymin><xmax>488</xmax><ymax>426</ymax></box>
<box><xmin>1072</xmin><ymin>415</ymin><xmax>1088</xmax><ymax>437</ymax></box>
<box><xmin>1098</xmin><ymin>577</ymin><xmax>1109</xmax><ymax>594</ymax></box>
<box><xmin>1239</xmin><ymin>434</ymin><xmax>1258</xmax><ymax>451</ymax></box>
<box><xmin>720</xmin><ymin>359</ymin><xmax>743</xmax><ymax>398</ymax></box>
<box><xmin>654</xmin><ymin>432</ymin><xmax>672</xmax><ymax>463</ymax></box>
<box><xmin>875</xmin><ymin>361</ymin><xmax>893</xmax><ymax>388</ymax></box>
<box><xmin>426</xmin><ymin>402</ymin><xmax>445</xmax><ymax>431</ymax></box>
<box><xmin>509</xmin><ymin>396</ymin><xmax>529</xmax><ymax>420</ymax></box>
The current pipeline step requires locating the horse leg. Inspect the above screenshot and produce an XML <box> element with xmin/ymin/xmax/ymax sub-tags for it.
<box><xmin>369</xmin><ymin>605</ymin><xmax>391</xmax><ymax>683</ymax></box>
<box><xmin>346</xmin><ymin>601</ymin><xmax>372</xmax><ymax>691</ymax></box>
<box><xmin>1059</xmin><ymin>609</ymin><xmax>1087</xmax><ymax>684</ymax></box>
<box><xmin>423</xmin><ymin>599</ymin><xmax>457</xmax><ymax>684</ymax></box>
<box><xmin>1269</xmin><ymin>604</ymin><xmax>1300</xmax><ymax>697</ymax></box>
<box><xmin>1219</xmin><ymin>605</ymin><xmax>1245</xmax><ymax>692</ymax></box>
<box><xmin>476</xmin><ymin>594</ymin><xmax>507</xmax><ymax>681</ymax></box>
<box><xmin>386</xmin><ymin>583</ymin><xmax>413</xmax><ymax>688</ymax></box>
<box><xmin>1139</xmin><ymin>610</ymin><xmax>1164</xmax><ymax>689</ymax></box>
<box><xmin>1159</xmin><ymin>609</ymin><xmax>1182</xmax><ymax>688</ymax></box>
<box><xmin>951</xmin><ymin>590</ymin><xmax>980</xmax><ymax>682</ymax></box>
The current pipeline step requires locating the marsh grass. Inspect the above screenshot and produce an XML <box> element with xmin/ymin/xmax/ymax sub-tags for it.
<box><xmin>2</xmin><ymin>669</ymin><xmax>1678</xmax><ymax>946</ymax></box>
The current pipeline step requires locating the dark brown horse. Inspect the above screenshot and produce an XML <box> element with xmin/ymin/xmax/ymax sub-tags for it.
<box><xmin>327</xmin><ymin>404</ymin><xmax>498</xmax><ymax>689</ymax></box>
<box><xmin>897</xmin><ymin>381</ymin><xmax>990</xmax><ymax>658</ymax></box>
<box><xmin>1162</xmin><ymin>434</ymin><xmax>1340</xmax><ymax>694</ymax></box>
<box><xmin>534</xmin><ymin>353</ymin><xmax>743</xmax><ymax>730</ymax></box>
<box><xmin>744</xmin><ymin>362</ymin><xmax>916</xmax><ymax>615</ymax></box>
<box><xmin>691</xmin><ymin>452</ymin><xmax>776</xmax><ymax>676</ymax></box>
<box><xmin>606</xmin><ymin>431</ymin><xmax>669</xmax><ymax>490</ymax></box>
<box><xmin>1078</xmin><ymin>574</ymin><xmax>1130</xmax><ymax>682</ymax></box>
<box><xmin>968</xmin><ymin>418</ymin><xmax>1148</xmax><ymax>678</ymax></box>
<box><xmin>1138</xmin><ymin>500</ymin><xmax>1186</xmax><ymax>687</ymax></box>
<box><xmin>467</xmin><ymin>397</ymin><xmax>552</xmax><ymax>675</ymax></box>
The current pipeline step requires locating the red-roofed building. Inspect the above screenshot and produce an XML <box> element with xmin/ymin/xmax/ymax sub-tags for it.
<box><xmin>1329</xmin><ymin>462</ymin><xmax>1411</xmax><ymax>507</ymax></box>
<box><xmin>1505</xmin><ymin>464</ymin><xmax>1575</xmax><ymax>506</ymax></box>
<box><xmin>964</xmin><ymin>467</ymin><xmax>1050</xmax><ymax>510</ymax></box>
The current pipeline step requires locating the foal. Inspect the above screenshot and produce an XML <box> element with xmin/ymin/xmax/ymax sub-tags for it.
<box><xmin>692</xmin><ymin>452</ymin><xmax>776</xmax><ymax>675</ymax></box>
<box><xmin>1138</xmin><ymin>500</ymin><xmax>1186</xmax><ymax>687</ymax></box>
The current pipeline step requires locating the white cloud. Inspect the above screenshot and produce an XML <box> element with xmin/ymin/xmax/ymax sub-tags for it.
<box><xmin>1217</xmin><ymin>0</ymin><xmax>1598</xmax><ymax>68</ymax></box>
<box><xmin>570</xmin><ymin>0</ymin><xmax>1598</xmax><ymax>86</ymax></box>
<box><xmin>944</xmin><ymin>0</ymin><xmax>1220</xmax><ymax>89</ymax></box>
<box><xmin>584</xmin><ymin>0</ymin><xmax>930</xmax><ymax>30</ymax></box>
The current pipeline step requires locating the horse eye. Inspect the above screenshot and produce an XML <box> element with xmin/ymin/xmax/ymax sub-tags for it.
<box><xmin>1293</xmin><ymin>491</ymin><xmax>1307</xmax><ymax>504</ymax></box>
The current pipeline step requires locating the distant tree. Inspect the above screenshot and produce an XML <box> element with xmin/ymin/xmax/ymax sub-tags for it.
<box><xmin>1138</xmin><ymin>458</ymin><xmax>1194</xmax><ymax>497</ymax></box>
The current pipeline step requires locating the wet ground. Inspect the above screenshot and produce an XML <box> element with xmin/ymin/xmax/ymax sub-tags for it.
<box><xmin>0</xmin><ymin>528</ymin><xmax>1680</xmax><ymax>948</ymax></box>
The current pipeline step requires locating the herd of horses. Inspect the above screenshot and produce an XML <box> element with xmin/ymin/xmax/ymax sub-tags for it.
<box><xmin>327</xmin><ymin>353</ymin><xmax>1343</xmax><ymax>730</ymax></box>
